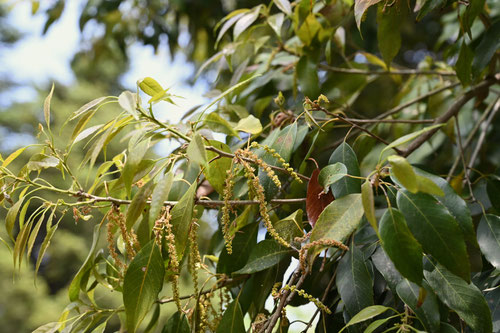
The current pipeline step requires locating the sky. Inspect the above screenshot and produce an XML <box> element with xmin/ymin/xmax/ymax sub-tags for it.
<box><xmin>0</xmin><ymin>0</ymin><xmax>208</xmax><ymax>123</ymax></box>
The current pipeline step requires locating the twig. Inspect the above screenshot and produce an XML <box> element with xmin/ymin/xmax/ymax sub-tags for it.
<box><xmin>465</xmin><ymin>98</ymin><xmax>500</xmax><ymax>179</ymax></box>
<box><xmin>319</xmin><ymin>64</ymin><xmax>457</xmax><ymax>77</ymax></box>
<box><xmin>401</xmin><ymin>76</ymin><xmax>499</xmax><ymax>157</ymax></box>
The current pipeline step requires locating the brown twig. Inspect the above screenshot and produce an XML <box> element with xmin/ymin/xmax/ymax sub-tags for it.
<box><xmin>319</xmin><ymin>64</ymin><xmax>457</xmax><ymax>77</ymax></box>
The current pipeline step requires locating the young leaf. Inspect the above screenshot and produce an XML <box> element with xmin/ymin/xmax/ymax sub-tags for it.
<box><xmin>354</xmin><ymin>0</ymin><xmax>383</xmax><ymax>30</ymax></box>
<box><xmin>379</xmin><ymin>208</ymin><xmax>423</xmax><ymax>285</ymax></box>
<box><xmin>377</xmin><ymin>2</ymin><xmax>403</xmax><ymax>67</ymax></box>
<box><xmin>274</xmin><ymin>0</ymin><xmax>292</xmax><ymax>15</ymax></box>
<box><xmin>139</xmin><ymin>77</ymin><xmax>164</xmax><ymax>97</ymax></box>
<box><xmin>273</xmin><ymin>209</ymin><xmax>304</xmax><ymax>244</ymax></box>
<box><xmin>233</xmin><ymin>240</ymin><xmax>292</xmax><ymax>275</ymax></box>
<box><xmin>204</xmin><ymin>140</ymin><xmax>232</xmax><ymax>195</ymax></box>
<box><xmin>2</xmin><ymin>146</ymin><xmax>28</xmax><ymax>168</ymax></box>
<box><xmin>170</xmin><ymin>181</ymin><xmax>197</xmax><ymax>261</ymax></box>
<box><xmin>124</xmin><ymin>241</ymin><xmax>165</xmax><ymax>333</ymax></box>
<box><xmin>162</xmin><ymin>312</ymin><xmax>190</xmax><ymax>333</ymax></box>
<box><xmin>186</xmin><ymin>132</ymin><xmax>207</xmax><ymax>166</ymax></box>
<box><xmin>381</xmin><ymin>124</ymin><xmax>445</xmax><ymax>154</ymax></box>
<box><xmin>336</xmin><ymin>245</ymin><xmax>374</xmax><ymax>319</ymax></box>
<box><xmin>216</xmin><ymin>300</ymin><xmax>245</xmax><ymax>333</ymax></box>
<box><xmin>149</xmin><ymin>172</ymin><xmax>174</xmax><ymax>230</ymax></box>
<box><xmin>342</xmin><ymin>305</ymin><xmax>391</xmax><ymax>329</ymax></box>
<box><xmin>477</xmin><ymin>214</ymin><xmax>500</xmax><ymax>270</ymax></box>
<box><xmin>234</xmin><ymin>115</ymin><xmax>262</xmax><ymax>134</ymax></box>
<box><xmin>70</xmin><ymin>96</ymin><xmax>107</xmax><ymax>120</ymax></box>
<box><xmin>425</xmin><ymin>263</ymin><xmax>492</xmax><ymax>333</ymax></box>
<box><xmin>44</xmin><ymin>83</ymin><xmax>54</xmax><ymax>129</ymax></box>
<box><xmin>123</xmin><ymin>138</ymin><xmax>151</xmax><ymax>197</ymax></box>
<box><xmin>397</xmin><ymin>190</ymin><xmax>470</xmax><ymax>282</ymax></box>
<box><xmin>5</xmin><ymin>198</ymin><xmax>24</xmax><ymax>240</ymax></box>
<box><xmin>396</xmin><ymin>279</ymin><xmax>440</xmax><ymax>333</ymax></box>
<box><xmin>361</xmin><ymin>180</ymin><xmax>377</xmax><ymax>232</ymax></box>
<box><xmin>118</xmin><ymin>91</ymin><xmax>139</xmax><ymax>119</ymax></box>
<box><xmin>388</xmin><ymin>155</ymin><xmax>418</xmax><ymax>193</ymax></box>
<box><xmin>204</xmin><ymin>112</ymin><xmax>239</xmax><ymax>137</ymax></box>
<box><xmin>318</xmin><ymin>162</ymin><xmax>347</xmax><ymax>193</ymax></box>
<box><xmin>307</xmin><ymin>168</ymin><xmax>335</xmax><ymax>226</ymax></box>
<box><xmin>328</xmin><ymin>142</ymin><xmax>361</xmax><ymax>198</ymax></box>
<box><xmin>233</xmin><ymin>6</ymin><xmax>260</xmax><ymax>40</ymax></box>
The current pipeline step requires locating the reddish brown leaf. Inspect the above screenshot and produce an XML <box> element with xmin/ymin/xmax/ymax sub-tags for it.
<box><xmin>306</xmin><ymin>168</ymin><xmax>334</xmax><ymax>226</ymax></box>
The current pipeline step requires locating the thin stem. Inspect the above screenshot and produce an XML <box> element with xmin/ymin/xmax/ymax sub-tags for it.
<box><xmin>319</xmin><ymin>64</ymin><xmax>457</xmax><ymax>77</ymax></box>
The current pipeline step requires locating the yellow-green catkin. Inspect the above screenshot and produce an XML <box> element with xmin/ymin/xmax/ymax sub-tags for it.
<box><xmin>238</xmin><ymin>148</ymin><xmax>282</xmax><ymax>188</ymax></box>
<box><xmin>164</xmin><ymin>206</ymin><xmax>182</xmax><ymax>312</ymax></box>
<box><xmin>110</xmin><ymin>205</ymin><xmax>137</xmax><ymax>261</ymax></box>
<box><xmin>282</xmin><ymin>285</ymin><xmax>331</xmax><ymax>314</ymax></box>
<box><xmin>221</xmin><ymin>164</ymin><xmax>237</xmax><ymax>254</ymax></box>
<box><xmin>106</xmin><ymin>213</ymin><xmax>124</xmax><ymax>275</ymax></box>
<box><xmin>188</xmin><ymin>216</ymin><xmax>201</xmax><ymax>296</ymax></box>
<box><xmin>299</xmin><ymin>239</ymin><xmax>349</xmax><ymax>273</ymax></box>
<box><xmin>250</xmin><ymin>142</ymin><xmax>302</xmax><ymax>183</ymax></box>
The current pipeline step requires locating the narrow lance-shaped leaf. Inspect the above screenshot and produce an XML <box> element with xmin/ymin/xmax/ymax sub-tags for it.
<box><xmin>379</xmin><ymin>208</ymin><xmax>423</xmax><ymax>285</ymax></box>
<box><xmin>341</xmin><ymin>306</ymin><xmax>392</xmax><ymax>331</ymax></box>
<box><xmin>361</xmin><ymin>180</ymin><xmax>377</xmax><ymax>232</ymax></box>
<box><xmin>377</xmin><ymin>2</ymin><xmax>404</xmax><ymax>68</ymax></box>
<box><xmin>170</xmin><ymin>181</ymin><xmax>197</xmax><ymax>261</ymax></box>
<box><xmin>425</xmin><ymin>262</ymin><xmax>492</xmax><ymax>333</ymax></box>
<box><xmin>381</xmin><ymin>124</ymin><xmax>445</xmax><ymax>155</ymax></box>
<box><xmin>124</xmin><ymin>241</ymin><xmax>165</xmax><ymax>333</ymax></box>
<box><xmin>126</xmin><ymin>180</ymin><xmax>155</xmax><ymax>230</ymax></box>
<box><xmin>123</xmin><ymin>138</ymin><xmax>151</xmax><ymax>197</ymax></box>
<box><xmin>396</xmin><ymin>190</ymin><xmax>470</xmax><ymax>282</ymax></box>
<box><xmin>233</xmin><ymin>240</ymin><xmax>293</xmax><ymax>275</ymax></box>
<box><xmin>149</xmin><ymin>172</ymin><xmax>174</xmax><ymax>231</ymax></box>
<box><xmin>44</xmin><ymin>83</ymin><xmax>54</xmax><ymax>129</ymax></box>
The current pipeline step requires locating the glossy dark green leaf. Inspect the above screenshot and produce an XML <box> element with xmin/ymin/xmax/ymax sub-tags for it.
<box><xmin>217</xmin><ymin>223</ymin><xmax>258</xmax><ymax>275</ymax></box>
<box><xmin>485</xmin><ymin>287</ymin><xmax>500</xmax><ymax>333</ymax></box>
<box><xmin>149</xmin><ymin>172</ymin><xmax>174</xmax><ymax>230</ymax></box>
<box><xmin>123</xmin><ymin>138</ymin><xmax>150</xmax><ymax>197</ymax></box>
<box><xmin>318</xmin><ymin>162</ymin><xmax>347</xmax><ymax>193</ymax></box>
<box><xmin>69</xmin><ymin>224</ymin><xmax>103</xmax><ymax>301</ymax></box>
<box><xmin>328</xmin><ymin>143</ymin><xmax>361</xmax><ymax>198</ymax></box>
<box><xmin>258</xmin><ymin>122</ymin><xmax>297</xmax><ymax>200</ymax></box>
<box><xmin>416</xmin><ymin>0</ymin><xmax>446</xmax><ymax>20</ymax></box>
<box><xmin>379</xmin><ymin>208</ymin><xmax>423</xmax><ymax>285</ymax></box>
<box><xmin>124</xmin><ymin>241</ymin><xmax>165</xmax><ymax>333</ymax></box>
<box><xmin>204</xmin><ymin>140</ymin><xmax>232</xmax><ymax>195</ymax></box>
<box><xmin>424</xmin><ymin>263</ymin><xmax>492</xmax><ymax>333</ymax></box>
<box><xmin>455</xmin><ymin>42</ymin><xmax>474</xmax><ymax>85</ymax></box>
<box><xmin>216</xmin><ymin>300</ymin><xmax>245</xmax><ymax>333</ymax></box>
<box><xmin>336</xmin><ymin>245</ymin><xmax>374</xmax><ymax>319</ymax></box>
<box><xmin>234</xmin><ymin>239</ymin><xmax>292</xmax><ymax>274</ymax></box>
<box><xmin>162</xmin><ymin>312</ymin><xmax>190</xmax><ymax>333</ymax></box>
<box><xmin>477</xmin><ymin>214</ymin><xmax>500</xmax><ymax>269</ymax></box>
<box><xmin>396</xmin><ymin>190</ymin><xmax>470</xmax><ymax>282</ymax></box>
<box><xmin>126</xmin><ymin>180</ymin><xmax>155</xmax><ymax>230</ymax></box>
<box><xmin>297</xmin><ymin>55</ymin><xmax>319</xmax><ymax>98</ymax></box>
<box><xmin>170</xmin><ymin>181</ymin><xmax>197</xmax><ymax>261</ymax></box>
<box><xmin>472</xmin><ymin>20</ymin><xmax>500</xmax><ymax>76</ymax></box>
<box><xmin>396</xmin><ymin>279</ymin><xmax>440</xmax><ymax>332</ymax></box>
<box><xmin>372</xmin><ymin>246</ymin><xmax>402</xmax><ymax>291</ymax></box>
<box><xmin>273</xmin><ymin>209</ymin><xmax>304</xmax><ymax>244</ymax></box>
<box><xmin>377</xmin><ymin>3</ymin><xmax>403</xmax><ymax>67</ymax></box>
<box><xmin>487</xmin><ymin>177</ymin><xmax>500</xmax><ymax>212</ymax></box>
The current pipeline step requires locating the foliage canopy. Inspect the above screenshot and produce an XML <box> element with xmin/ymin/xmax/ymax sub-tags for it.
<box><xmin>1</xmin><ymin>0</ymin><xmax>500</xmax><ymax>332</ymax></box>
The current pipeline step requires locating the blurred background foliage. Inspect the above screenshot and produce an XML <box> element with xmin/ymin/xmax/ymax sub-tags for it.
<box><xmin>0</xmin><ymin>0</ymin><xmax>498</xmax><ymax>331</ymax></box>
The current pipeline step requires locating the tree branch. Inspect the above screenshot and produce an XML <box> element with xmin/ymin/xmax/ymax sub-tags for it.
<box><xmin>401</xmin><ymin>76</ymin><xmax>499</xmax><ymax>157</ymax></box>
<box><xmin>319</xmin><ymin>64</ymin><xmax>457</xmax><ymax>77</ymax></box>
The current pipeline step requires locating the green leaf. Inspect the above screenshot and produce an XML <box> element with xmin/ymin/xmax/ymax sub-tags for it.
<box><xmin>6</xmin><ymin>198</ymin><xmax>24</xmax><ymax>240</ymax></box>
<box><xmin>162</xmin><ymin>312</ymin><xmax>190</xmax><ymax>333</ymax></box>
<box><xmin>123</xmin><ymin>138</ymin><xmax>150</xmax><ymax>197</ymax></box>
<box><xmin>354</xmin><ymin>0</ymin><xmax>383</xmax><ymax>30</ymax></box>
<box><xmin>342</xmin><ymin>305</ymin><xmax>391</xmax><ymax>328</ymax></box>
<box><xmin>217</xmin><ymin>223</ymin><xmax>259</xmax><ymax>275</ymax></box>
<box><xmin>274</xmin><ymin>0</ymin><xmax>292</xmax><ymax>15</ymax></box>
<box><xmin>388</xmin><ymin>155</ymin><xmax>418</xmax><ymax>193</ymax></box>
<box><xmin>149</xmin><ymin>172</ymin><xmax>174</xmax><ymax>231</ymax></box>
<box><xmin>336</xmin><ymin>244</ymin><xmax>374</xmax><ymax>318</ymax></box>
<box><xmin>234</xmin><ymin>115</ymin><xmax>262</xmax><ymax>135</ymax></box>
<box><xmin>455</xmin><ymin>42</ymin><xmax>474</xmax><ymax>86</ymax></box>
<box><xmin>35</xmin><ymin>216</ymin><xmax>61</xmax><ymax>277</ymax></box>
<box><xmin>328</xmin><ymin>142</ymin><xmax>361</xmax><ymax>198</ymax></box>
<box><xmin>126</xmin><ymin>180</ymin><xmax>155</xmax><ymax>230</ymax></box>
<box><xmin>396</xmin><ymin>279</ymin><xmax>440</xmax><ymax>333</ymax></box>
<box><xmin>258</xmin><ymin>122</ymin><xmax>297</xmax><ymax>200</ymax></box>
<box><xmin>204</xmin><ymin>112</ymin><xmax>239</xmax><ymax>137</ymax></box>
<box><xmin>71</xmin><ymin>109</ymin><xmax>97</xmax><ymax>141</ymax></box>
<box><xmin>204</xmin><ymin>140</ymin><xmax>232</xmax><ymax>195</ymax></box>
<box><xmin>297</xmin><ymin>55</ymin><xmax>319</xmax><ymax>98</ymax></box>
<box><xmin>216</xmin><ymin>300</ymin><xmax>245</xmax><ymax>333</ymax></box>
<box><xmin>70</xmin><ymin>96</ymin><xmax>107</xmax><ymax>120</ymax></box>
<box><xmin>415</xmin><ymin>174</ymin><xmax>444</xmax><ymax>196</ymax></box>
<box><xmin>416</xmin><ymin>0</ymin><xmax>446</xmax><ymax>21</ymax></box>
<box><xmin>377</xmin><ymin>3</ymin><xmax>403</xmax><ymax>67</ymax></box>
<box><xmin>310</xmin><ymin>194</ymin><xmax>364</xmax><ymax>259</ymax></box>
<box><xmin>26</xmin><ymin>154</ymin><xmax>60</xmax><ymax>171</ymax></box>
<box><xmin>187</xmin><ymin>133</ymin><xmax>208</xmax><ymax>166</ymax></box>
<box><xmin>424</xmin><ymin>263</ymin><xmax>492</xmax><ymax>333</ymax></box>
<box><xmin>233</xmin><ymin>6</ymin><xmax>260</xmax><ymax>40</ymax></box>
<box><xmin>379</xmin><ymin>208</ymin><xmax>423</xmax><ymax>285</ymax></box>
<box><xmin>477</xmin><ymin>214</ymin><xmax>500</xmax><ymax>270</ymax></box>
<box><xmin>233</xmin><ymin>240</ymin><xmax>292</xmax><ymax>275</ymax></box>
<box><xmin>485</xmin><ymin>287</ymin><xmax>500</xmax><ymax>333</ymax></box>
<box><xmin>318</xmin><ymin>162</ymin><xmax>347</xmax><ymax>193</ymax></box>
<box><xmin>372</xmin><ymin>246</ymin><xmax>402</xmax><ymax>291</ymax></box>
<box><xmin>396</xmin><ymin>190</ymin><xmax>470</xmax><ymax>282</ymax></box>
<box><xmin>268</xmin><ymin>13</ymin><xmax>285</xmax><ymax>37</ymax></box>
<box><xmin>2</xmin><ymin>146</ymin><xmax>28</xmax><ymax>168</ymax></box>
<box><xmin>472</xmin><ymin>20</ymin><xmax>500</xmax><ymax>76</ymax></box>
<box><xmin>69</xmin><ymin>223</ymin><xmax>103</xmax><ymax>301</ymax></box>
<box><xmin>124</xmin><ymin>241</ymin><xmax>165</xmax><ymax>333</ymax></box>
<box><xmin>32</xmin><ymin>322</ymin><xmax>61</xmax><ymax>333</ymax></box>
<box><xmin>363</xmin><ymin>317</ymin><xmax>393</xmax><ymax>333</ymax></box>
<box><xmin>296</xmin><ymin>14</ymin><xmax>321</xmax><ymax>46</ymax></box>
<box><xmin>361</xmin><ymin>181</ymin><xmax>377</xmax><ymax>232</ymax></box>
<box><xmin>381</xmin><ymin>124</ymin><xmax>445</xmax><ymax>155</ymax></box>
<box><xmin>170</xmin><ymin>181</ymin><xmax>197</xmax><ymax>261</ymax></box>
<box><xmin>44</xmin><ymin>83</ymin><xmax>54</xmax><ymax>128</ymax></box>
<box><xmin>273</xmin><ymin>209</ymin><xmax>304</xmax><ymax>244</ymax></box>
<box><xmin>118</xmin><ymin>91</ymin><xmax>139</xmax><ymax>119</ymax></box>
<box><xmin>139</xmin><ymin>77</ymin><xmax>164</xmax><ymax>97</ymax></box>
